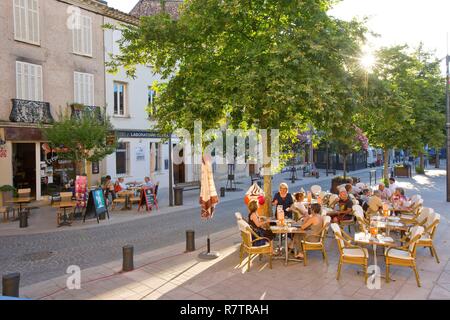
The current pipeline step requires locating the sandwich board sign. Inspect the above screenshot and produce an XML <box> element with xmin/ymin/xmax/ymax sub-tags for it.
<box><xmin>83</xmin><ymin>188</ymin><xmax>109</xmax><ymax>223</ymax></box>
<box><xmin>138</xmin><ymin>187</ymin><xmax>156</xmax><ymax>211</ymax></box>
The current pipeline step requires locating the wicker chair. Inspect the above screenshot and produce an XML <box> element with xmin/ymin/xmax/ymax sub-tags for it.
<box><xmin>385</xmin><ymin>226</ymin><xmax>424</xmax><ymax>287</ymax></box>
<box><xmin>416</xmin><ymin>212</ymin><xmax>440</xmax><ymax>263</ymax></box>
<box><xmin>300</xmin><ymin>216</ymin><xmax>331</xmax><ymax>266</ymax></box>
<box><xmin>400</xmin><ymin>198</ymin><xmax>424</xmax><ymax>223</ymax></box>
<box><xmin>353</xmin><ymin>205</ymin><xmax>369</xmax><ymax>233</ymax></box>
<box><xmin>331</xmin><ymin>223</ymin><xmax>369</xmax><ymax>284</ymax></box>
<box><xmin>237</xmin><ymin>217</ymin><xmax>272</xmax><ymax>272</ymax></box>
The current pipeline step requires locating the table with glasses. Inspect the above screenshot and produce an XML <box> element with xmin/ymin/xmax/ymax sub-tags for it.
<box><xmin>269</xmin><ymin>219</ymin><xmax>305</xmax><ymax>265</ymax></box>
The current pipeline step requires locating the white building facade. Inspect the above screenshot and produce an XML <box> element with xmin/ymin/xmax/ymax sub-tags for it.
<box><xmin>103</xmin><ymin>16</ymin><xmax>185</xmax><ymax>189</ymax></box>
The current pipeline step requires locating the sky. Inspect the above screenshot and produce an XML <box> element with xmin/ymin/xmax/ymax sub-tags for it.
<box><xmin>107</xmin><ymin>0</ymin><xmax>450</xmax><ymax>67</ymax></box>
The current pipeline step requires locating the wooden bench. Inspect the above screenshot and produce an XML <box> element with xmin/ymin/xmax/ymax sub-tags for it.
<box><xmin>174</xmin><ymin>181</ymin><xmax>201</xmax><ymax>191</ymax></box>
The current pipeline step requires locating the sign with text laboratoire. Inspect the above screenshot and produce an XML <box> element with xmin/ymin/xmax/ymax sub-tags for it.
<box><xmin>116</xmin><ymin>130</ymin><xmax>168</xmax><ymax>139</ymax></box>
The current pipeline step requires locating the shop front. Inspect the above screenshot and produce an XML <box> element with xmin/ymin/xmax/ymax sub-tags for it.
<box><xmin>0</xmin><ymin>126</ymin><xmax>80</xmax><ymax>200</ymax></box>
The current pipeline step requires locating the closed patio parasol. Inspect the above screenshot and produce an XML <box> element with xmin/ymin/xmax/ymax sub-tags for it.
<box><xmin>199</xmin><ymin>155</ymin><xmax>220</xmax><ymax>259</ymax></box>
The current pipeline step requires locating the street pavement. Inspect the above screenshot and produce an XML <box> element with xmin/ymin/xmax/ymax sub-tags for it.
<box><xmin>14</xmin><ymin>166</ymin><xmax>450</xmax><ymax>300</ymax></box>
<box><xmin>0</xmin><ymin>165</ymin><xmax>385</xmax><ymax>290</ymax></box>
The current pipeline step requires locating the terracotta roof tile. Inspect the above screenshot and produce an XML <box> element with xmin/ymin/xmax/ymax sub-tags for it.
<box><xmin>130</xmin><ymin>0</ymin><xmax>182</xmax><ymax>19</ymax></box>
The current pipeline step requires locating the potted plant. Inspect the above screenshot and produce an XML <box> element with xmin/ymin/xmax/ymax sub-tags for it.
<box><xmin>330</xmin><ymin>176</ymin><xmax>354</xmax><ymax>194</ymax></box>
<box><xmin>0</xmin><ymin>185</ymin><xmax>16</xmax><ymax>207</ymax></box>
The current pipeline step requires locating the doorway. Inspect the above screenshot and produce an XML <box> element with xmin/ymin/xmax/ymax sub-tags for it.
<box><xmin>12</xmin><ymin>143</ymin><xmax>36</xmax><ymax>196</ymax></box>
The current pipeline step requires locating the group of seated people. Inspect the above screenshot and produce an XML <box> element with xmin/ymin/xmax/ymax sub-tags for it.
<box><xmin>245</xmin><ymin>177</ymin><xmax>412</xmax><ymax>260</ymax></box>
<box><xmin>102</xmin><ymin>175</ymin><xmax>156</xmax><ymax>202</ymax></box>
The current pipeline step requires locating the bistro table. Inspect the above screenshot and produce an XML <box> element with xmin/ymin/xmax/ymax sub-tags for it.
<box><xmin>7</xmin><ymin>197</ymin><xmax>33</xmax><ymax>220</ymax></box>
<box><xmin>54</xmin><ymin>201</ymin><xmax>76</xmax><ymax>227</ymax></box>
<box><xmin>116</xmin><ymin>190</ymin><xmax>135</xmax><ymax>210</ymax></box>
<box><xmin>354</xmin><ymin>231</ymin><xmax>400</xmax><ymax>282</ymax></box>
<box><xmin>269</xmin><ymin>219</ymin><xmax>305</xmax><ymax>265</ymax></box>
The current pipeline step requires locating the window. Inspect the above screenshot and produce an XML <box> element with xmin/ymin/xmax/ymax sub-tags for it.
<box><xmin>116</xmin><ymin>142</ymin><xmax>130</xmax><ymax>175</ymax></box>
<box><xmin>148</xmin><ymin>87</ymin><xmax>157</xmax><ymax>117</ymax></box>
<box><xmin>74</xmin><ymin>72</ymin><xmax>94</xmax><ymax>106</ymax></box>
<box><xmin>14</xmin><ymin>0</ymin><xmax>40</xmax><ymax>45</ymax></box>
<box><xmin>16</xmin><ymin>61</ymin><xmax>43</xmax><ymax>101</ymax></box>
<box><xmin>113</xmin><ymin>82</ymin><xmax>127</xmax><ymax>116</ymax></box>
<box><xmin>73</xmin><ymin>14</ymin><xmax>92</xmax><ymax>56</ymax></box>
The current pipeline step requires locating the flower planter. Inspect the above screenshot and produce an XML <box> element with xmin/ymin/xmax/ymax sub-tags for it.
<box><xmin>394</xmin><ymin>166</ymin><xmax>411</xmax><ymax>178</ymax></box>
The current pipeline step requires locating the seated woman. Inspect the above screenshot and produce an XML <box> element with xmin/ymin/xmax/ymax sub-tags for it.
<box><xmin>292</xmin><ymin>192</ymin><xmax>308</xmax><ymax>220</ymax></box>
<box><xmin>272</xmin><ymin>183</ymin><xmax>294</xmax><ymax>219</ymax></box>
<box><xmin>293</xmin><ymin>203</ymin><xmax>324</xmax><ymax>259</ymax></box>
<box><xmin>248</xmin><ymin>199</ymin><xmax>275</xmax><ymax>248</ymax></box>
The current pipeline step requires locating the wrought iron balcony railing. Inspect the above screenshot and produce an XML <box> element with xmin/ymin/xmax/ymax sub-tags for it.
<box><xmin>9</xmin><ymin>99</ymin><xmax>54</xmax><ymax>124</ymax></box>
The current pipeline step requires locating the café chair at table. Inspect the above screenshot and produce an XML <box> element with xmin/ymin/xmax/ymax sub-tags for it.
<box><xmin>111</xmin><ymin>192</ymin><xmax>127</xmax><ymax>211</ymax></box>
<box><xmin>328</xmin><ymin>194</ymin><xmax>339</xmax><ymax>207</ymax></box>
<box><xmin>331</xmin><ymin>223</ymin><xmax>369</xmax><ymax>284</ymax></box>
<box><xmin>403</xmin><ymin>207</ymin><xmax>433</xmax><ymax>227</ymax></box>
<box><xmin>310</xmin><ymin>185</ymin><xmax>322</xmax><ymax>196</ymax></box>
<box><xmin>402</xmin><ymin>212</ymin><xmax>440</xmax><ymax>264</ymax></box>
<box><xmin>236</xmin><ymin>216</ymin><xmax>272</xmax><ymax>272</ymax></box>
<box><xmin>338</xmin><ymin>212</ymin><xmax>355</xmax><ymax>235</ymax></box>
<box><xmin>385</xmin><ymin>226</ymin><xmax>424</xmax><ymax>287</ymax></box>
<box><xmin>1</xmin><ymin>206</ymin><xmax>12</xmax><ymax>222</ymax></box>
<box><xmin>300</xmin><ymin>216</ymin><xmax>331</xmax><ymax>266</ymax></box>
<box><xmin>353</xmin><ymin>205</ymin><xmax>369</xmax><ymax>233</ymax></box>
<box><xmin>129</xmin><ymin>190</ymin><xmax>142</xmax><ymax>209</ymax></box>
<box><xmin>399</xmin><ymin>198</ymin><xmax>424</xmax><ymax>223</ymax></box>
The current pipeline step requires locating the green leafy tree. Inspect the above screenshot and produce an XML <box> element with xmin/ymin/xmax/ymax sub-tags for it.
<box><xmin>42</xmin><ymin>108</ymin><xmax>117</xmax><ymax>177</ymax></box>
<box><xmin>107</xmin><ymin>0</ymin><xmax>367</xmax><ymax>215</ymax></box>
<box><xmin>360</xmin><ymin>46</ymin><xmax>417</xmax><ymax>180</ymax></box>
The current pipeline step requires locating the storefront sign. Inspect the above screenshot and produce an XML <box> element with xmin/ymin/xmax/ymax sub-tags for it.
<box><xmin>116</xmin><ymin>130</ymin><xmax>168</xmax><ymax>139</ymax></box>
<box><xmin>136</xmin><ymin>146</ymin><xmax>145</xmax><ymax>161</ymax></box>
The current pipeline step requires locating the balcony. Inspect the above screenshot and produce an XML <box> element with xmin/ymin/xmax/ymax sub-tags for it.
<box><xmin>70</xmin><ymin>104</ymin><xmax>103</xmax><ymax>121</ymax></box>
<box><xmin>9</xmin><ymin>99</ymin><xmax>54</xmax><ymax>124</ymax></box>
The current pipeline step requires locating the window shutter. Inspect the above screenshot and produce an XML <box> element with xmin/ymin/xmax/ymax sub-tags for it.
<box><xmin>14</xmin><ymin>0</ymin><xmax>39</xmax><ymax>44</ymax></box>
<box><xmin>16</xmin><ymin>61</ymin><xmax>42</xmax><ymax>101</ymax></box>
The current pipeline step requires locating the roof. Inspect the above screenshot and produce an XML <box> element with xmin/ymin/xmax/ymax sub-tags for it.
<box><xmin>130</xmin><ymin>0</ymin><xmax>182</xmax><ymax>19</ymax></box>
<box><xmin>57</xmin><ymin>0</ymin><xmax>140</xmax><ymax>25</ymax></box>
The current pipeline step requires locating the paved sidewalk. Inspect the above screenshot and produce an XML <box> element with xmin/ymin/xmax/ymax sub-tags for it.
<box><xmin>0</xmin><ymin>165</ymin><xmax>383</xmax><ymax>236</ymax></box>
<box><xmin>18</xmin><ymin>167</ymin><xmax>450</xmax><ymax>300</ymax></box>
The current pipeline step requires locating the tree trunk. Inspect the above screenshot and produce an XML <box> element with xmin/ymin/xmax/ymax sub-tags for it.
<box><xmin>383</xmin><ymin>148</ymin><xmax>389</xmax><ymax>181</ymax></box>
<box><xmin>342</xmin><ymin>154</ymin><xmax>347</xmax><ymax>179</ymax></box>
<box><xmin>436</xmin><ymin>151</ymin><xmax>440</xmax><ymax>168</ymax></box>
<box><xmin>262</xmin><ymin>131</ymin><xmax>272</xmax><ymax>218</ymax></box>
<box><xmin>419</xmin><ymin>151</ymin><xmax>424</xmax><ymax>170</ymax></box>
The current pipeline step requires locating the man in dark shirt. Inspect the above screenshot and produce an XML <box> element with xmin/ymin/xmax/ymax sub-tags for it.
<box><xmin>332</xmin><ymin>190</ymin><xmax>353</xmax><ymax>223</ymax></box>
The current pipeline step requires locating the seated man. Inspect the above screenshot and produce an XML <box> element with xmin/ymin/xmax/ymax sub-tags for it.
<box><xmin>367</xmin><ymin>190</ymin><xmax>383</xmax><ymax>216</ymax></box>
<box><xmin>378</xmin><ymin>183</ymin><xmax>391</xmax><ymax>201</ymax></box>
<box><xmin>143</xmin><ymin>176</ymin><xmax>154</xmax><ymax>189</ymax></box>
<box><xmin>331</xmin><ymin>190</ymin><xmax>353</xmax><ymax>223</ymax></box>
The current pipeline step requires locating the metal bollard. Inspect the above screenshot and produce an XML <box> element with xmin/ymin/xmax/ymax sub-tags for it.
<box><xmin>220</xmin><ymin>187</ymin><xmax>225</xmax><ymax>197</ymax></box>
<box><xmin>19</xmin><ymin>211</ymin><xmax>28</xmax><ymax>228</ymax></box>
<box><xmin>186</xmin><ymin>230</ymin><xmax>196</xmax><ymax>252</ymax></box>
<box><xmin>122</xmin><ymin>245</ymin><xmax>134</xmax><ymax>272</ymax></box>
<box><xmin>2</xmin><ymin>273</ymin><xmax>20</xmax><ymax>297</ymax></box>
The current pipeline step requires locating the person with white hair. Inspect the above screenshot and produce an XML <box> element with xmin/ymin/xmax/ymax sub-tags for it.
<box><xmin>378</xmin><ymin>183</ymin><xmax>391</xmax><ymax>201</ymax></box>
<box><xmin>367</xmin><ymin>190</ymin><xmax>383</xmax><ymax>215</ymax></box>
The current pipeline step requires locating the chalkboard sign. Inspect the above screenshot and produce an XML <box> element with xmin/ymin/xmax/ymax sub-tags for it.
<box><xmin>138</xmin><ymin>187</ymin><xmax>155</xmax><ymax>211</ymax></box>
<box><xmin>83</xmin><ymin>189</ymin><xmax>109</xmax><ymax>223</ymax></box>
